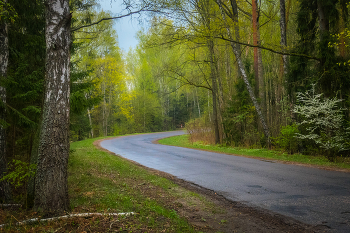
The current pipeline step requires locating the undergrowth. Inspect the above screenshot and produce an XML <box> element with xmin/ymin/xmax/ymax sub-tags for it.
<box><xmin>0</xmin><ymin>137</ymin><xmax>201</xmax><ymax>232</ymax></box>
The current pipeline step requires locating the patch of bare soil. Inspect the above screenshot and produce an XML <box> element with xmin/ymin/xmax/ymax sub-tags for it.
<box><xmin>95</xmin><ymin>138</ymin><xmax>330</xmax><ymax>233</ymax></box>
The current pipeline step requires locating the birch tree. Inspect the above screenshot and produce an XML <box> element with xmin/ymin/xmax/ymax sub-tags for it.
<box><xmin>34</xmin><ymin>0</ymin><xmax>71</xmax><ymax>213</ymax></box>
<box><xmin>216</xmin><ymin>0</ymin><xmax>271</xmax><ymax>145</ymax></box>
<box><xmin>0</xmin><ymin>0</ymin><xmax>12</xmax><ymax>203</ymax></box>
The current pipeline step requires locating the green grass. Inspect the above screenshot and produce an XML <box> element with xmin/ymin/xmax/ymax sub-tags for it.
<box><xmin>68</xmin><ymin>137</ymin><xmax>195</xmax><ymax>232</ymax></box>
<box><xmin>158</xmin><ymin>134</ymin><xmax>350</xmax><ymax>171</ymax></box>
<box><xmin>2</xmin><ymin>135</ymin><xmax>226</xmax><ymax>232</ymax></box>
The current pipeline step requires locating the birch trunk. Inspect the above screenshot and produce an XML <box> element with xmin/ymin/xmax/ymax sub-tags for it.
<box><xmin>195</xmin><ymin>88</ymin><xmax>201</xmax><ymax>118</ymax></box>
<box><xmin>34</xmin><ymin>0</ymin><xmax>71</xmax><ymax>213</ymax></box>
<box><xmin>229</xmin><ymin>0</ymin><xmax>242</xmax><ymax>79</ymax></box>
<box><xmin>0</xmin><ymin>3</ymin><xmax>12</xmax><ymax>202</ymax></box>
<box><xmin>87</xmin><ymin>109</ymin><xmax>93</xmax><ymax>138</ymax></box>
<box><xmin>217</xmin><ymin>0</ymin><xmax>271</xmax><ymax>145</ymax></box>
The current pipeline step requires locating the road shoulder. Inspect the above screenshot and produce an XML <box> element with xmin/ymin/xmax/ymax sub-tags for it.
<box><xmin>96</xmin><ymin>137</ymin><xmax>329</xmax><ymax>233</ymax></box>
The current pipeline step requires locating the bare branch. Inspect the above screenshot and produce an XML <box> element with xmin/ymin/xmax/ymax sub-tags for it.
<box><xmin>216</xmin><ymin>35</ymin><xmax>321</xmax><ymax>61</ymax></box>
<box><xmin>71</xmin><ymin>7</ymin><xmax>161</xmax><ymax>32</ymax></box>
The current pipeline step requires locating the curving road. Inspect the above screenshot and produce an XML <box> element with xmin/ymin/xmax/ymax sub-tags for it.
<box><xmin>100</xmin><ymin>131</ymin><xmax>350</xmax><ymax>232</ymax></box>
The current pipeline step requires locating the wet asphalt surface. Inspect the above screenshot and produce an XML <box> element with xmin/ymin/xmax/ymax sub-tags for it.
<box><xmin>100</xmin><ymin>131</ymin><xmax>350</xmax><ymax>232</ymax></box>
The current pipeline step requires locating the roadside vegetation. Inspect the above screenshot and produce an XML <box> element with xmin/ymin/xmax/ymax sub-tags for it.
<box><xmin>0</xmin><ymin>137</ymin><xmax>198</xmax><ymax>232</ymax></box>
<box><xmin>1</xmin><ymin>137</ymin><xmax>315</xmax><ymax>233</ymax></box>
<box><xmin>2</xmin><ymin>0</ymin><xmax>350</xmax><ymax>218</ymax></box>
<box><xmin>159</xmin><ymin>134</ymin><xmax>350</xmax><ymax>171</ymax></box>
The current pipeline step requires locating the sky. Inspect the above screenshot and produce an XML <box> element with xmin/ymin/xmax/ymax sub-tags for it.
<box><xmin>98</xmin><ymin>0</ymin><xmax>146</xmax><ymax>52</ymax></box>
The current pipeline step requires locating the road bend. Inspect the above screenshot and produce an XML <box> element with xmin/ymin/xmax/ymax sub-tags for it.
<box><xmin>100</xmin><ymin>131</ymin><xmax>350</xmax><ymax>232</ymax></box>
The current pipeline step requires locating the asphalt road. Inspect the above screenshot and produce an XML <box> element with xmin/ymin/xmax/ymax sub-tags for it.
<box><xmin>100</xmin><ymin>131</ymin><xmax>350</xmax><ymax>232</ymax></box>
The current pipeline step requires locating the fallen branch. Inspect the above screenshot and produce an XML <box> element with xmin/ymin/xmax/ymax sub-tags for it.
<box><xmin>0</xmin><ymin>212</ymin><xmax>135</xmax><ymax>228</ymax></box>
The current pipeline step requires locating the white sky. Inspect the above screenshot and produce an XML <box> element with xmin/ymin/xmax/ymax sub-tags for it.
<box><xmin>98</xmin><ymin>0</ymin><xmax>146</xmax><ymax>52</ymax></box>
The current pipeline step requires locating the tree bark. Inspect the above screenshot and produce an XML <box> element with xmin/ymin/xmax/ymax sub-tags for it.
<box><xmin>252</xmin><ymin>0</ymin><xmax>259</xmax><ymax>95</ymax></box>
<box><xmin>87</xmin><ymin>109</ymin><xmax>93</xmax><ymax>138</ymax></box>
<box><xmin>0</xmin><ymin>3</ymin><xmax>12</xmax><ymax>203</ymax></box>
<box><xmin>34</xmin><ymin>0</ymin><xmax>71</xmax><ymax>214</ymax></box>
<box><xmin>229</xmin><ymin>0</ymin><xmax>242</xmax><ymax>79</ymax></box>
<box><xmin>195</xmin><ymin>88</ymin><xmax>201</xmax><ymax>117</ymax></box>
<box><xmin>279</xmin><ymin>0</ymin><xmax>288</xmax><ymax>77</ymax></box>
<box><xmin>27</xmin><ymin>126</ymin><xmax>41</xmax><ymax>208</ymax></box>
<box><xmin>216</xmin><ymin>0</ymin><xmax>271</xmax><ymax>145</ymax></box>
<box><xmin>317</xmin><ymin>0</ymin><xmax>329</xmax><ymax>34</ymax></box>
<box><xmin>208</xmin><ymin>40</ymin><xmax>220</xmax><ymax>144</ymax></box>
<box><xmin>252</xmin><ymin>0</ymin><xmax>265</xmax><ymax>113</ymax></box>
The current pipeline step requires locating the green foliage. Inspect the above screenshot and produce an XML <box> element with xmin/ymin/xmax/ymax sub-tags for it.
<box><xmin>0</xmin><ymin>0</ymin><xmax>18</xmax><ymax>22</ymax></box>
<box><xmin>273</xmin><ymin>124</ymin><xmax>299</xmax><ymax>154</ymax></box>
<box><xmin>0</xmin><ymin>159</ymin><xmax>36</xmax><ymax>188</ymax></box>
<box><xmin>222</xmin><ymin>61</ymin><xmax>259</xmax><ymax>147</ymax></box>
<box><xmin>3</xmin><ymin>0</ymin><xmax>45</xmax><ymax>159</ymax></box>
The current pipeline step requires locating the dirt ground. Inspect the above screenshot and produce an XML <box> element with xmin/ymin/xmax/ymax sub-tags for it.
<box><xmin>95</xmin><ymin>138</ymin><xmax>331</xmax><ymax>233</ymax></box>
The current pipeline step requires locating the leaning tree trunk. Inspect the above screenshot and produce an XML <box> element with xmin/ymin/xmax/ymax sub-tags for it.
<box><xmin>216</xmin><ymin>0</ymin><xmax>271</xmax><ymax>145</ymax></box>
<box><xmin>0</xmin><ymin>4</ymin><xmax>12</xmax><ymax>203</ymax></box>
<box><xmin>34</xmin><ymin>0</ymin><xmax>71</xmax><ymax>214</ymax></box>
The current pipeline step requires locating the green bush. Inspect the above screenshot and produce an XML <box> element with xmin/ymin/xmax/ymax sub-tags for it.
<box><xmin>0</xmin><ymin>159</ymin><xmax>36</xmax><ymax>188</ymax></box>
<box><xmin>274</xmin><ymin>124</ymin><xmax>299</xmax><ymax>154</ymax></box>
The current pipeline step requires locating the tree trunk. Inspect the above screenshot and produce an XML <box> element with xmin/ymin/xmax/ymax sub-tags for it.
<box><xmin>34</xmin><ymin>0</ymin><xmax>71</xmax><ymax>214</ymax></box>
<box><xmin>279</xmin><ymin>0</ymin><xmax>288</xmax><ymax>77</ymax></box>
<box><xmin>252</xmin><ymin>0</ymin><xmax>265</xmax><ymax>114</ymax></box>
<box><xmin>252</xmin><ymin>0</ymin><xmax>259</xmax><ymax>95</ymax></box>
<box><xmin>195</xmin><ymin>88</ymin><xmax>201</xmax><ymax>117</ymax></box>
<box><xmin>217</xmin><ymin>0</ymin><xmax>271</xmax><ymax>145</ymax></box>
<box><xmin>208</xmin><ymin>40</ymin><xmax>220</xmax><ymax>144</ymax></box>
<box><xmin>317</xmin><ymin>0</ymin><xmax>329</xmax><ymax>34</ymax></box>
<box><xmin>229</xmin><ymin>0</ymin><xmax>242</xmax><ymax>79</ymax></box>
<box><xmin>208</xmin><ymin>90</ymin><xmax>211</xmax><ymax>121</ymax></box>
<box><xmin>0</xmin><ymin>4</ymin><xmax>12</xmax><ymax>203</ymax></box>
<box><xmin>87</xmin><ymin>109</ymin><xmax>93</xmax><ymax>138</ymax></box>
<box><xmin>27</xmin><ymin>126</ymin><xmax>41</xmax><ymax>208</ymax></box>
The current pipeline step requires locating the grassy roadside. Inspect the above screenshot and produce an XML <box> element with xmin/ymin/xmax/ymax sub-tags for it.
<box><xmin>0</xmin><ymin>136</ymin><xmax>220</xmax><ymax>232</ymax></box>
<box><xmin>158</xmin><ymin>134</ymin><xmax>350</xmax><ymax>171</ymax></box>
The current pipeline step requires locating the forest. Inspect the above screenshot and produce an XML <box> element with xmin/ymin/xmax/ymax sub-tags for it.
<box><xmin>1</xmin><ymin>0</ymin><xmax>350</xmax><ymax>214</ymax></box>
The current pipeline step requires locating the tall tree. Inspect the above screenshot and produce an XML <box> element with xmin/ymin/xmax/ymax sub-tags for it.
<box><xmin>34</xmin><ymin>0</ymin><xmax>71</xmax><ymax>213</ymax></box>
<box><xmin>279</xmin><ymin>0</ymin><xmax>288</xmax><ymax>77</ymax></box>
<box><xmin>216</xmin><ymin>0</ymin><xmax>271</xmax><ymax>144</ymax></box>
<box><xmin>252</xmin><ymin>0</ymin><xmax>259</xmax><ymax>93</ymax></box>
<box><xmin>0</xmin><ymin>0</ymin><xmax>12</xmax><ymax>203</ymax></box>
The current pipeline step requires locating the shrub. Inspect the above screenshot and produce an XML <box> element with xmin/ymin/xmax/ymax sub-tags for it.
<box><xmin>186</xmin><ymin>117</ymin><xmax>214</xmax><ymax>144</ymax></box>
<box><xmin>274</xmin><ymin>124</ymin><xmax>299</xmax><ymax>154</ymax></box>
<box><xmin>293</xmin><ymin>85</ymin><xmax>349</xmax><ymax>160</ymax></box>
<box><xmin>0</xmin><ymin>159</ymin><xmax>36</xmax><ymax>188</ymax></box>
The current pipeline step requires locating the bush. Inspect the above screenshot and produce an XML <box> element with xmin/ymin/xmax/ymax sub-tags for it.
<box><xmin>0</xmin><ymin>159</ymin><xmax>36</xmax><ymax>188</ymax></box>
<box><xmin>186</xmin><ymin>117</ymin><xmax>214</xmax><ymax>145</ymax></box>
<box><xmin>274</xmin><ymin>124</ymin><xmax>299</xmax><ymax>154</ymax></box>
<box><xmin>293</xmin><ymin>85</ymin><xmax>349</xmax><ymax>160</ymax></box>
